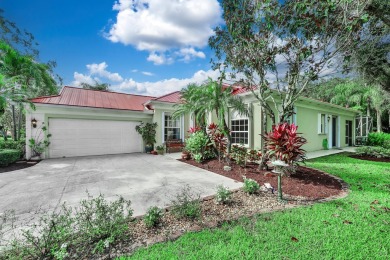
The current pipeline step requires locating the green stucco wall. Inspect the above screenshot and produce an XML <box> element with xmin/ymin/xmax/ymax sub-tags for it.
<box><xmin>249</xmin><ymin>100</ymin><xmax>357</xmax><ymax>152</ymax></box>
<box><xmin>295</xmin><ymin>105</ymin><xmax>356</xmax><ymax>151</ymax></box>
<box><xmin>152</xmin><ymin>107</ymin><xmax>191</xmax><ymax>146</ymax></box>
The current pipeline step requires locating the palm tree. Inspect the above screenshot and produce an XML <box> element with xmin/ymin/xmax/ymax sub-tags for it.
<box><xmin>367</xmin><ymin>85</ymin><xmax>390</xmax><ymax>133</ymax></box>
<box><xmin>0</xmin><ymin>41</ymin><xmax>58</xmax><ymax>140</ymax></box>
<box><xmin>172</xmin><ymin>83</ymin><xmax>207</xmax><ymax>129</ymax></box>
<box><xmin>173</xmin><ymin>78</ymin><xmax>249</xmax><ymax>153</ymax></box>
<box><xmin>329</xmin><ymin>81</ymin><xmax>389</xmax><ymax>132</ymax></box>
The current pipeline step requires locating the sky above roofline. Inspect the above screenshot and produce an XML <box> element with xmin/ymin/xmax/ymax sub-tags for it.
<box><xmin>2</xmin><ymin>0</ymin><xmax>224</xmax><ymax>97</ymax></box>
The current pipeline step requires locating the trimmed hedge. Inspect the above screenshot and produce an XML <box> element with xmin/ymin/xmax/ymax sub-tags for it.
<box><xmin>0</xmin><ymin>149</ymin><xmax>21</xmax><ymax>166</ymax></box>
<box><xmin>367</xmin><ymin>132</ymin><xmax>390</xmax><ymax>147</ymax></box>
<box><xmin>355</xmin><ymin>146</ymin><xmax>390</xmax><ymax>158</ymax></box>
<box><xmin>0</xmin><ymin>139</ymin><xmax>25</xmax><ymax>157</ymax></box>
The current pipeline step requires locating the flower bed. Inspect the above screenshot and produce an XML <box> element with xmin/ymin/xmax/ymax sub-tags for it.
<box><xmin>180</xmin><ymin>158</ymin><xmax>343</xmax><ymax>200</ymax></box>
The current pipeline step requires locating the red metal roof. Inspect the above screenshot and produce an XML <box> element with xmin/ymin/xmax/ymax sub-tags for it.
<box><xmin>152</xmin><ymin>91</ymin><xmax>181</xmax><ymax>103</ymax></box>
<box><xmin>31</xmin><ymin>86</ymin><xmax>155</xmax><ymax>111</ymax></box>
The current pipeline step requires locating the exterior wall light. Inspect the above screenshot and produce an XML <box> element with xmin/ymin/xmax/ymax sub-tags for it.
<box><xmin>31</xmin><ymin>118</ymin><xmax>38</xmax><ymax>128</ymax></box>
<box><xmin>327</xmin><ymin>116</ymin><xmax>331</xmax><ymax>122</ymax></box>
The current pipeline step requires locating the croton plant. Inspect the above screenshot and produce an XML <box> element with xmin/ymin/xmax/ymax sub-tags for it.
<box><xmin>207</xmin><ymin>123</ymin><xmax>227</xmax><ymax>158</ymax></box>
<box><xmin>263</xmin><ymin>122</ymin><xmax>307</xmax><ymax>167</ymax></box>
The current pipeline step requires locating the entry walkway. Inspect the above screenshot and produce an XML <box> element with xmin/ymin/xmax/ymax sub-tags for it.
<box><xmin>165</xmin><ymin>147</ymin><xmax>357</xmax><ymax>160</ymax></box>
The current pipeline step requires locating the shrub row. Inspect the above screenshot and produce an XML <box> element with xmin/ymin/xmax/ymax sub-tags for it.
<box><xmin>1</xmin><ymin>194</ymin><xmax>133</xmax><ymax>259</ymax></box>
<box><xmin>1</xmin><ymin>180</ymin><xmax>263</xmax><ymax>258</ymax></box>
<box><xmin>367</xmin><ymin>132</ymin><xmax>390</xmax><ymax>148</ymax></box>
<box><xmin>355</xmin><ymin>146</ymin><xmax>390</xmax><ymax>158</ymax></box>
<box><xmin>0</xmin><ymin>139</ymin><xmax>25</xmax><ymax>157</ymax></box>
<box><xmin>0</xmin><ymin>149</ymin><xmax>21</xmax><ymax>166</ymax></box>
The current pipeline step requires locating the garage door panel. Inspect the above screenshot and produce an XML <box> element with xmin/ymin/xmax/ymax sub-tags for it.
<box><xmin>48</xmin><ymin>118</ymin><xmax>142</xmax><ymax>158</ymax></box>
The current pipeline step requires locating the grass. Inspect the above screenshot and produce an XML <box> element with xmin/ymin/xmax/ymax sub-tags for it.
<box><xmin>119</xmin><ymin>153</ymin><xmax>390</xmax><ymax>260</ymax></box>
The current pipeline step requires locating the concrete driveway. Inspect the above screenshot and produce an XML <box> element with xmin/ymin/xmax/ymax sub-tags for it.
<box><xmin>0</xmin><ymin>153</ymin><xmax>241</xmax><ymax>220</ymax></box>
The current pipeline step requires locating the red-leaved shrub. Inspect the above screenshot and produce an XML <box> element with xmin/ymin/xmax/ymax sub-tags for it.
<box><xmin>188</xmin><ymin>126</ymin><xmax>202</xmax><ymax>134</ymax></box>
<box><xmin>263</xmin><ymin>122</ymin><xmax>307</xmax><ymax>166</ymax></box>
<box><xmin>207</xmin><ymin>123</ymin><xmax>227</xmax><ymax>160</ymax></box>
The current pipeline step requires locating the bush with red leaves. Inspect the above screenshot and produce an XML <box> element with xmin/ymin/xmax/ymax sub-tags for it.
<box><xmin>263</xmin><ymin>122</ymin><xmax>307</xmax><ymax>166</ymax></box>
<box><xmin>207</xmin><ymin>123</ymin><xmax>227</xmax><ymax>160</ymax></box>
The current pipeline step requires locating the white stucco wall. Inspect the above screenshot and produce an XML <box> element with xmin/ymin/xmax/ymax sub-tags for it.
<box><xmin>25</xmin><ymin>104</ymin><xmax>153</xmax><ymax>159</ymax></box>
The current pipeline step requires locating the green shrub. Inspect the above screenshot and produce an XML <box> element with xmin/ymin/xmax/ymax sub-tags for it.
<box><xmin>1</xmin><ymin>194</ymin><xmax>133</xmax><ymax>259</ymax></box>
<box><xmin>185</xmin><ymin>131</ymin><xmax>212</xmax><ymax>163</ymax></box>
<box><xmin>144</xmin><ymin>206</ymin><xmax>163</xmax><ymax>228</ymax></box>
<box><xmin>0</xmin><ymin>149</ymin><xmax>20</xmax><ymax>166</ymax></box>
<box><xmin>383</xmin><ymin>140</ymin><xmax>390</xmax><ymax>149</ymax></box>
<box><xmin>367</xmin><ymin>132</ymin><xmax>390</xmax><ymax>147</ymax></box>
<box><xmin>247</xmin><ymin>149</ymin><xmax>262</xmax><ymax>163</ymax></box>
<box><xmin>242</xmin><ymin>177</ymin><xmax>260</xmax><ymax>194</ymax></box>
<box><xmin>170</xmin><ymin>185</ymin><xmax>201</xmax><ymax>220</ymax></box>
<box><xmin>75</xmin><ymin>194</ymin><xmax>133</xmax><ymax>254</ymax></box>
<box><xmin>29</xmin><ymin>124</ymin><xmax>51</xmax><ymax>157</ymax></box>
<box><xmin>356</xmin><ymin>146</ymin><xmax>390</xmax><ymax>158</ymax></box>
<box><xmin>231</xmin><ymin>144</ymin><xmax>248</xmax><ymax>167</ymax></box>
<box><xmin>0</xmin><ymin>139</ymin><xmax>25</xmax><ymax>156</ymax></box>
<box><xmin>215</xmin><ymin>185</ymin><xmax>232</xmax><ymax>204</ymax></box>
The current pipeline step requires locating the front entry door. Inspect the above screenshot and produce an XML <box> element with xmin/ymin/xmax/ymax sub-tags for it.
<box><xmin>345</xmin><ymin>120</ymin><xmax>353</xmax><ymax>146</ymax></box>
<box><xmin>332</xmin><ymin>116</ymin><xmax>337</xmax><ymax>147</ymax></box>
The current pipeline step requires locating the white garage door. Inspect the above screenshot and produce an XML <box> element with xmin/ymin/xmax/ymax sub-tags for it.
<box><xmin>48</xmin><ymin>118</ymin><xmax>142</xmax><ymax>158</ymax></box>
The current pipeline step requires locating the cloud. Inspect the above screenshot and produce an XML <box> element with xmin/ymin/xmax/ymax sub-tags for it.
<box><xmin>73</xmin><ymin>72</ymin><xmax>96</xmax><ymax>86</ymax></box>
<box><xmin>147</xmin><ymin>53</ymin><xmax>173</xmax><ymax>65</ymax></box>
<box><xmin>73</xmin><ymin>62</ymin><xmax>221</xmax><ymax>97</ymax></box>
<box><xmin>72</xmin><ymin>62</ymin><xmax>124</xmax><ymax>86</ymax></box>
<box><xmin>111</xmin><ymin>69</ymin><xmax>221</xmax><ymax>97</ymax></box>
<box><xmin>176</xmin><ymin>47</ymin><xmax>206</xmax><ymax>62</ymax></box>
<box><xmin>105</xmin><ymin>0</ymin><xmax>221</xmax><ymax>64</ymax></box>
<box><xmin>86</xmin><ymin>62</ymin><xmax>123</xmax><ymax>82</ymax></box>
<box><xmin>141</xmin><ymin>71</ymin><xmax>154</xmax><ymax>76</ymax></box>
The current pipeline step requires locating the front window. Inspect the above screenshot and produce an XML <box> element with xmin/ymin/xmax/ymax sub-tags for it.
<box><xmin>231</xmin><ymin>119</ymin><xmax>249</xmax><ymax>145</ymax></box>
<box><xmin>318</xmin><ymin>113</ymin><xmax>326</xmax><ymax>134</ymax></box>
<box><xmin>164</xmin><ymin>113</ymin><xmax>181</xmax><ymax>141</ymax></box>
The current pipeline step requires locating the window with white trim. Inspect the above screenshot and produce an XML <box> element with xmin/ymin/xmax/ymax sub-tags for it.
<box><xmin>318</xmin><ymin>113</ymin><xmax>326</xmax><ymax>134</ymax></box>
<box><xmin>231</xmin><ymin>110</ymin><xmax>249</xmax><ymax>145</ymax></box>
<box><xmin>164</xmin><ymin>113</ymin><xmax>181</xmax><ymax>141</ymax></box>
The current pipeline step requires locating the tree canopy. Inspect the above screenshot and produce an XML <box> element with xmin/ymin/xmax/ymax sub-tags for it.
<box><xmin>173</xmin><ymin>78</ymin><xmax>249</xmax><ymax>152</ymax></box>
<box><xmin>81</xmin><ymin>81</ymin><xmax>111</xmax><ymax>91</ymax></box>
<box><xmin>209</xmin><ymin>0</ymin><xmax>382</xmax><ymax>124</ymax></box>
<box><xmin>348</xmin><ymin>0</ymin><xmax>390</xmax><ymax>91</ymax></box>
<box><xmin>0</xmin><ymin>41</ymin><xmax>60</xmax><ymax>140</ymax></box>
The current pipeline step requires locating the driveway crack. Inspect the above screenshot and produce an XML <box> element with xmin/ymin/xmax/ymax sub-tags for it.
<box><xmin>53</xmin><ymin>160</ymin><xmax>77</xmax><ymax>212</ymax></box>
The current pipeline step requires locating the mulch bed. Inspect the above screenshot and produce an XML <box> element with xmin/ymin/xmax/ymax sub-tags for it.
<box><xmin>349</xmin><ymin>155</ymin><xmax>390</xmax><ymax>163</ymax></box>
<box><xmin>0</xmin><ymin>160</ymin><xmax>40</xmax><ymax>173</ymax></box>
<box><xmin>3</xmin><ymin>157</ymin><xmax>348</xmax><ymax>259</ymax></box>
<box><xmin>110</xmin><ymin>158</ymin><xmax>348</xmax><ymax>258</ymax></box>
<box><xmin>106</xmin><ymin>189</ymin><xmax>311</xmax><ymax>259</ymax></box>
<box><xmin>180</xmin><ymin>158</ymin><xmax>343</xmax><ymax>200</ymax></box>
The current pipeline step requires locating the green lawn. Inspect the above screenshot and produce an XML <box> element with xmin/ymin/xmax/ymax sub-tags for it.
<box><xmin>120</xmin><ymin>153</ymin><xmax>390</xmax><ymax>260</ymax></box>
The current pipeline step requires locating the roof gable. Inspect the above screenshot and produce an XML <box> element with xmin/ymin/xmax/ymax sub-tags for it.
<box><xmin>152</xmin><ymin>91</ymin><xmax>181</xmax><ymax>103</ymax></box>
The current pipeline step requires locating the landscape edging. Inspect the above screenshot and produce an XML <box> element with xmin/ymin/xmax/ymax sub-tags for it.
<box><xmin>124</xmin><ymin>168</ymin><xmax>350</xmax><ymax>257</ymax></box>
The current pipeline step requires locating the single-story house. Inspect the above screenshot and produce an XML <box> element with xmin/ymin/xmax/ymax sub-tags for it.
<box><xmin>26</xmin><ymin>86</ymin><xmax>359</xmax><ymax>159</ymax></box>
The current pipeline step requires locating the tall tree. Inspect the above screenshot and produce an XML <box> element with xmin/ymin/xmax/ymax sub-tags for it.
<box><xmin>346</xmin><ymin>0</ymin><xmax>390</xmax><ymax>91</ymax></box>
<box><xmin>173</xmin><ymin>77</ymin><xmax>249</xmax><ymax>153</ymax></box>
<box><xmin>0</xmin><ymin>41</ymin><xmax>59</xmax><ymax>140</ymax></box>
<box><xmin>0</xmin><ymin>8</ymin><xmax>39</xmax><ymax>57</ymax></box>
<box><xmin>81</xmin><ymin>81</ymin><xmax>110</xmax><ymax>91</ymax></box>
<box><xmin>304</xmin><ymin>78</ymin><xmax>390</xmax><ymax>132</ymax></box>
<box><xmin>209</xmin><ymin>0</ymin><xmax>374</xmax><ymax>125</ymax></box>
